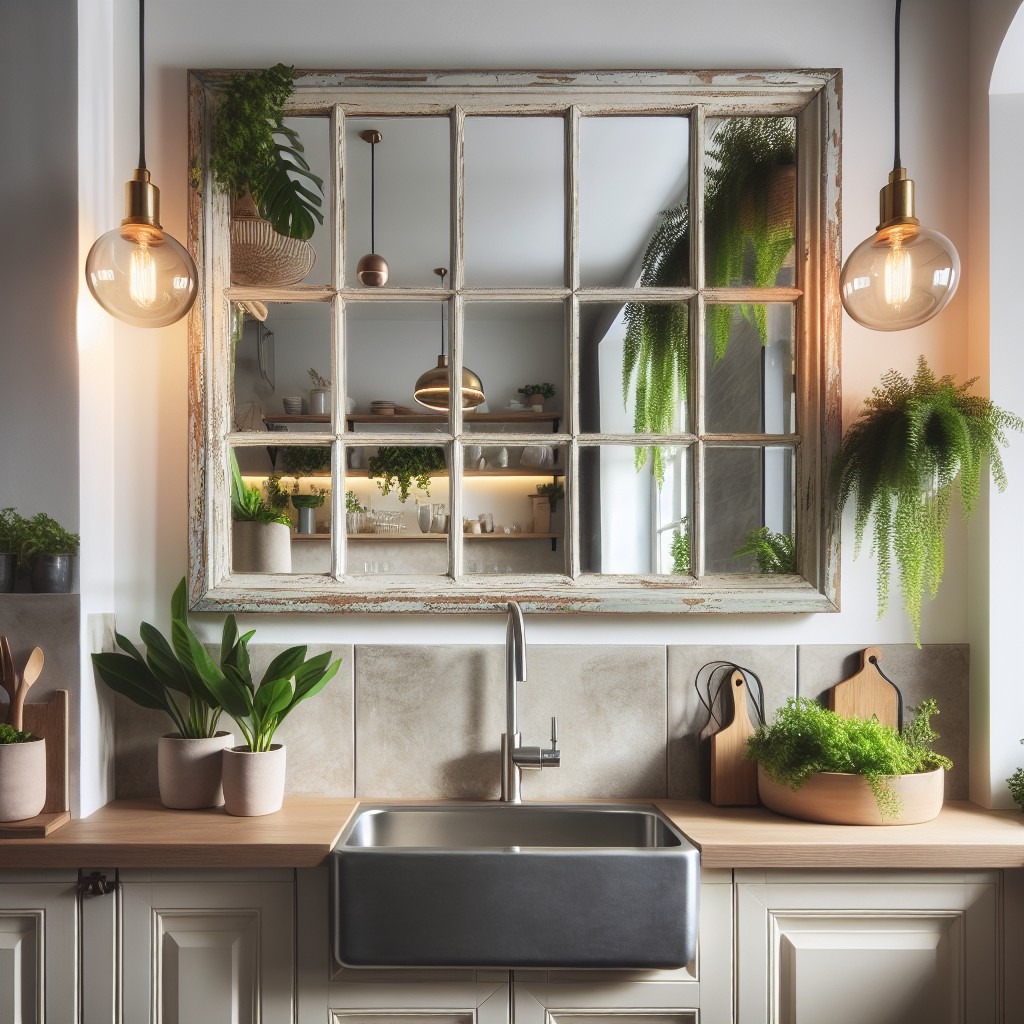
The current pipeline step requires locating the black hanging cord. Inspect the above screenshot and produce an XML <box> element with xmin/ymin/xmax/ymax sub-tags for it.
<box><xmin>867</xmin><ymin>653</ymin><xmax>905</xmax><ymax>731</ymax></box>
<box><xmin>370</xmin><ymin>139</ymin><xmax>376</xmax><ymax>253</ymax></box>
<box><xmin>893</xmin><ymin>0</ymin><xmax>902</xmax><ymax>171</ymax></box>
<box><xmin>138</xmin><ymin>0</ymin><xmax>146</xmax><ymax>170</ymax></box>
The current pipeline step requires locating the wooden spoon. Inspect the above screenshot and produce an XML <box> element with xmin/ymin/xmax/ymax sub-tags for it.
<box><xmin>0</xmin><ymin>636</ymin><xmax>15</xmax><ymax>726</ymax></box>
<box><xmin>10</xmin><ymin>646</ymin><xmax>43</xmax><ymax>733</ymax></box>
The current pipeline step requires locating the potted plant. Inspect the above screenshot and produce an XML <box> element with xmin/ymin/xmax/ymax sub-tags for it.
<box><xmin>345</xmin><ymin>490</ymin><xmax>368</xmax><ymax>535</ymax></box>
<box><xmin>90</xmin><ymin>578</ymin><xmax>236</xmax><ymax>809</ymax></box>
<box><xmin>290</xmin><ymin>486</ymin><xmax>327</xmax><ymax>534</ymax></box>
<box><xmin>535</xmin><ymin>481</ymin><xmax>564</xmax><ymax>514</ymax></box>
<box><xmin>368</xmin><ymin>446</ymin><xmax>446</xmax><ymax>502</ymax></box>
<box><xmin>747</xmin><ymin>697</ymin><xmax>951</xmax><ymax>825</ymax></box>
<box><xmin>832</xmin><ymin>357</ymin><xmax>1023</xmax><ymax>644</ymax></box>
<box><xmin>231</xmin><ymin>453</ymin><xmax>292</xmax><ymax>574</ymax></box>
<box><xmin>20</xmin><ymin>512</ymin><xmax>80</xmax><ymax>593</ymax></box>
<box><xmin>670</xmin><ymin>518</ymin><xmax>690</xmax><ymax>575</ymax></box>
<box><xmin>623</xmin><ymin>117</ymin><xmax>795</xmax><ymax>485</ymax></box>
<box><xmin>279</xmin><ymin>445</ymin><xmax>331</xmax><ymax>478</ymax></box>
<box><xmin>308</xmin><ymin>367</ymin><xmax>331</xmax><ymax>416</ymax></box>
<box><xmin>0</xmin><ymin>508</ymin><xmax>27</xmax><ymax>593</ymax></box>
<box><xmin>517</xmin><ymin>382</ymin><xmax>556</xmax><ymax>411</ymax></box>
<box><xmin>0</xmin><ymin>723</ymin><xmax>46</xmax><ymax>822</ymax></box>
<box><xmin>732</xmin><ymin>526</ymin><xmax>795</xmax><ymax>574</ymax></box>
<box><xmin>209</xmin><ymin>64</ymin><xmax>324</xmax><ymax>286</ymax></box>
<box><xmin>181</xmin><ymin>637</ymin><xmax>341</xmax><ymax>816</ymax></box>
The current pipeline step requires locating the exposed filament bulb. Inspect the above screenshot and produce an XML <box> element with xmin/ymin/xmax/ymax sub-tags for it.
<box><xmin>128</xmin><ymin>239</ymin><xmax>157</xmax><ymax>308</ymax></box>
<box><xmin>883</xmin><ymin>234</ymin><xmax>913</xmax><ymax>311</ymax></box>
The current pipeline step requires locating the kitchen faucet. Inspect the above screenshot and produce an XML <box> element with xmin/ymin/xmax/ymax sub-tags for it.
<box><xmin>500</xmin><ymin>601</ymin><xmax>560</xmax><ymax>802</ymax></box>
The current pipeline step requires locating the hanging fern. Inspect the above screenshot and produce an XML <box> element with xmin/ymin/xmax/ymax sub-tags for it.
<box><xmin>210</xmin><ymin>64</ymin><xmax>324</xmax><ymax>240</ymax></box>
<box><xmin>623</xmin><ymin>117</ymin><xmax>795</xmax><ymax>485</ymax></box>
<box><xmin>832</xmin><ymin>357</ymin><xmax>1023</xmax><ymax>645</ymax></box>
<box><xmin>732</xmin><ymin>526</ymin><xmax>795</xmax><ymax>574</ymax></box>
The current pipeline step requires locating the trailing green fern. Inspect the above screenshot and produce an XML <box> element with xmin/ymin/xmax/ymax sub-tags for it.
<box><xmin>732</xmin><ymin>526</ymin><xmax>795</xmax><ymax>574</ymax></box>
<box><xmin>210</xmin><ymin>64</ymin><xmax>324</xmax><ymax>240</ymax></box>
<box><xmin>832</xmin><ymin>357</ymin><xmax>1023</xmax><ymax>645</ymax></box>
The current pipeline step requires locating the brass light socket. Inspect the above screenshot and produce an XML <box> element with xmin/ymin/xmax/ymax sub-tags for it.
<box><xmin>877</xmin><ymin>166</ymin><xmax>920</xmax><ymax>231</ymax></box>
<box><xmin>121</xmin><ymin>168</ymin><xmax>162</xmax><ymax>230</ymax></box>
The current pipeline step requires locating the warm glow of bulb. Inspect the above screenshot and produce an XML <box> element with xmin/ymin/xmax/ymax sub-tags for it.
<box><xmin>128</xmin><ymin>241</ymin><xmax>157</xmax><ymax>308</ymax></box>
<box><xmin>883</xmin><ymin>236</ymin><xmax>913</xmax><ymax>310</ymax></box>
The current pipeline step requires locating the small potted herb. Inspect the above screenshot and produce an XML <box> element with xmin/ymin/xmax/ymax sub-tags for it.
<box><xmin>747</xmin><ymin>697</ymin><xmax>951</xmax><ymax>824</ymax></box>
<box><xmin>368</xmin><ymin>446</ymin><xmax>446</xmax><ymax>502</ymax></box>
<box><xmin>0</xmin><ymin>723</ymin><xmax>46</xmax><ymax>822</ymax></box>
<box><xmin>308</xmin><ymin>367</ymin><xmax>331</xmax><ymax>416</ymax></box>
<box><xmin>0</xmin><ymin>508</ymin><xmax>27</xmax><ymax>593</ymax></box>
<box><xmin>231</xmin><ymin>453</ymin><xmax>292</xmax><ymax>573</ymax></box>
<box><xmin>20</xmin><ymin>512</ymin><xmax>80</xmax><ymax>593</ymax></box>
<box><xmin>90</xmin><ymin>578</ymin><xmax>236</xmax><ymax>809</ymax></box>
<box><xmin>345</xmin><ymin>491</ymin><xmax>368</xmax><ymax>535</ymax></box>
<box><xmin>535</xmin><ymin>481</ymin><xmax>564</xmax><ymax>514</ymax></box>
<box><xmin>517</xmin><ymin>382</ymin><xmax>556</xmax><ymax>411</ymax></box>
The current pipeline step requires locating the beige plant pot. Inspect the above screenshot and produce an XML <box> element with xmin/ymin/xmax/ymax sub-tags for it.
<box><xmin>222</xmin><ymin>744</ymin><xmax>287</xmax><ymax>817</ymax></box>
<box><xmin>757</xmin><ymin>763</ymin><xmax>945</xmax><ymax>826</ymax></box>
<box><xmin>158</xmin><ymin>733</ymin><xmax>235</xmax><ymax>810</ymax></box>
<box><xmin>232</xmin><ymin>521</ymin><xmax>291</xmax><ymax>574</ymax></box>
<box><xmin>0</xmin><ymin>738</ymin><xmax>46</xmax><ymax>822</ymax></box>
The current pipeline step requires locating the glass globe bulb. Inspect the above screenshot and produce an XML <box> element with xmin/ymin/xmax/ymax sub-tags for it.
<box><xmin>86</xmin><ymin>223</ymin><xmax>198</xmax><ymax>328</ymax></box>
<box><xmin>840</xmin><ymin>222</ymin><xmax>960</xmax><ymax>331</ymax></box>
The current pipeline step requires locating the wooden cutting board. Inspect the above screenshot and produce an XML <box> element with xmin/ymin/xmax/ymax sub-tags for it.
<box><xmin>710</xmin><ymin>670</ymin><xmax>759</xmax><ymax>806</ymax></box>
<box><xmin>829</xmin><ymin>646</ymin><xmax>899</xmax><ymax>728</ymax></box>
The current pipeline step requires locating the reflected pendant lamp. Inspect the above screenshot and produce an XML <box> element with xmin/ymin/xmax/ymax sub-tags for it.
<box><xmin>85</xmin><ymin>0</ymin><xmax>198</xmax><ymax>328</ymax></box>
<box><xmin>414</xmin><ymin>268</ymin><xmax>486</xmax><ymax>412</ymax></box>
<box><xmin>356</xmin><ymin>129</ymin><xmax>389</xmax><ymax>287</ymax></box>
<box><xmin>839</xmin><ymin>0</ymin><xmax>960</xmax><ymax>330</ymax></box>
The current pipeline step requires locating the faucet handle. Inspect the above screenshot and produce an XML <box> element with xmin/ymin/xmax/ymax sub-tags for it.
<box><xmin>541</xmin><ymin>716</ymin><xmax>561</xmax><ymax>767</ymax></box>
<box><xmin>550</xmin><ymin>716</ymin><xmax>558</xmax><ymax>750</ymax></box>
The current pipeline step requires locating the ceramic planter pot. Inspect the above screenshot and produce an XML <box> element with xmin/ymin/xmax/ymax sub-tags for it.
<box><xmin>0</xmin><ymin>738</ymin><xmax>46</xmax><ymax>821</ymax></box>
<box><xmin>0</xmin><ymin>552</ymin><xmax>15</xmax><ymax>593</ymax></box>
<box><xmin>526</xmin><ymin>394</ymin><xmax>544</xmax><ymax>410</ymax></box>
<box><xmin>757</xmin><ymin>763</ymin><xmax>944</xmax><ymax>826</ymax></box>
<box><xmin>222</xmin><ymin>744</ymin><xmax>287</xmax><ymax>817</ymax></box>
<box><xmin>31</xmin><ymin>554</ymin><xmax>73</xmax><ymax>593</ymax></box>
<box><xmin>232</xmin><ymin>521</ymin><xmax>291</xmax><ymax>574</ymax></box>
<box><xmin>157</xmin><ymin>732</ymin><xmax>235</xmax><ymax>809</ymax></box>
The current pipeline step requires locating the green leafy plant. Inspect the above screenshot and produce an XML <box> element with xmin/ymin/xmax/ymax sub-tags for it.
<box><xmin>535</xmin><ymin>482</ymin><xmax>564</xmax><ymax>514</ymax></box>
<box><xmin>279</xmin><ymin>446</ymin><xmax>331</xmax><ymax>477</ymax></box>
<box><xmin>623</xmin><ymin>117</ymin><xmax>796</xmax><ymax>485</ymax></box>
<box><xmin>183</xmin><ymin>638</ymin><xmax>341</xmax><ymax>752</ymax></box>
<box><xmin>231</xmin><ymin>453</ymin><xmax>290</xmax><ymax>525</ymax></box>
<box><xmin>518</xmin><ymin>382</ymin><xmax>556</xmax><ymax>399</ymax></box>
<box><xmin>368</xmin><ymin>447</ymin><xmax>446</xmax><ymax>502</ymax></box>
<box><xmin>833</xmin><ymin>357</ymin><xmax>1023</xmax><ymax>644</ymax></box>
<box><xmin>747</xmin><ymin>697</ymin><xmax>952</xmax><ymax>819</ymax></box>
<box><xmin>264</xmin><ymin>474</ymin><xmax>291</xmax><ymax>515</ymax></box>
<box><xmin>1007</xmin><ymin>740</ymin><xmax>1024</xmax><ymax>811</ymax></box>
<box><xmin>21</xmin><ymin>513</ymin><xmax>80</xmax><ymax>562</ymax></box>
<box><xmin>670</xmin><ymin>520</ymin><xmax>691</xmax><ymax>575</ymax></box>
<box><xmin>0</xmin><ymin>508</ymin><xmax>27</xmax><ymax>555</ymax></box>
<box><xmin>90</xmin><ymin>578</ymin><xmax>229</xmax><ymax>739</ymax></box>
<box><xmin>733</xmin><ymin>526</ymin><xmax>795</xmax><ymax>574</ymax></box>
<box><xmin>345</xmin><ymin>491</ymin><xmax>366</xmax><ymax>514</ymax></box>
<box><xmin>290</xmin><ymin>489</ymin><xmax>327</xmax><ymax>510</ymax></box>
<box><xmin>0</xmin><ymin>724</ymin><xmax>34</xmax><ymax>744</ymax></box>
<box><xmin>210</xmin><ymin>63</ymin><xmax>324</xmax><ymax>240</ymax></box>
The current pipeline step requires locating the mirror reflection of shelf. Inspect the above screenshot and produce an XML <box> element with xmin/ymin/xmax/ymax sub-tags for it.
<box><xmin>262</xmin><ymin>412</ymin><xmax>563</xmax><ymax>430</ymax></box>
<box><xmin>290</xmin><ymin>533</ymin><xmax>561</xmax><ymax>541</ymax></box>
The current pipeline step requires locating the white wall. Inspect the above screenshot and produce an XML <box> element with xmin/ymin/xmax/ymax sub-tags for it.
<box><xmin>91</xmin><ymin>0</ymin><xmax>977</xmax><ymax>648</ymax></box>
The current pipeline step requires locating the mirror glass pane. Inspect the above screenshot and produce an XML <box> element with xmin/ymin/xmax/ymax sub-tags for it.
<box><xmin>579</xmin><ymin>116</ymin><xmax>689</xmax><ymax>288</ymax></box>
<box><xmin>345</xmin><ymin>301</ymin><xmax>450</xmax><ymax>431</ymax></box>
<box><xmin>580</xmin><ymin>301</ymin><xmax>690</xmax><ymax>435</ymax></box>
<box><xmin>232</xmin><ymin>301</ymin><xmax>333</xmax><ymax>432</ymax></box>
<box><xmin>345</xmin><ymin>117</ymin><xmax>450</xmax><ymax>288</ymax></box>
<box><xmin>579</xmin><ymin>444</ymin><xmax>692</xmax><ymax>575</ymax></box>
<box><xmin>703</xmin><ymin>445</ymin><xmax>795</xmax><ymax>573</ymax></box>
<box><xmin>464</xmin><ymin>117</ymin><xmax>564</xmax><ymax>286</ymax></box>
<box><xmin>703</xmin><ymin>116</ymin><xmax>796</xmax><ymax>289</ymax></box>
<box><xmin>704</xmin><ymin>303</ymin><xmax>795</xmax><ymax>434</ymax></box>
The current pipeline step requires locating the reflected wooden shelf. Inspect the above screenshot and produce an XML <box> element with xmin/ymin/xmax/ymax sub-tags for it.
<box><xmin>345</xmin><ymin>467</ymin><xmax>564</xmax><ymax>479</ymax></box>
<box><xmin>291</xmin><ymin>533</ymin><xmax>561</xmax><ymax>542</ymax></box>
<box><xmin>261</xmin><ymin>412</ymin><xmax>562</xmax><ymax>429</ymax></box>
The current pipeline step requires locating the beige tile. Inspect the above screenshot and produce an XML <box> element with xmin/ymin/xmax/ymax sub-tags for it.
<box><xmin>797</xmin><ymin>644</ymin><xmax>970</xmax><ymax>800</ymax></box>
<box><xmin>354</xmin><ymin>644</ymin><xmax>667</xmax><ymax>800</ymax></box>
<box><xmin>667</xmin><ymin>646</ymin><xmax>796</xmax><ymax>800</ymax></box>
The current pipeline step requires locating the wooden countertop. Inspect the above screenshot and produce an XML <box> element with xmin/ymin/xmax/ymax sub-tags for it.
<box><xmin>0</xmin><ymin>797</ymin><xmax>1021</xmax><ymax>870</ymax></box>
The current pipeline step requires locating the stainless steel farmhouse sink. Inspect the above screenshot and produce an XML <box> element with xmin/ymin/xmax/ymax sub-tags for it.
<box><xmin>331</xmin><ymin>803</ymin><xmax>699</xmax><ymax>969</ymax></box>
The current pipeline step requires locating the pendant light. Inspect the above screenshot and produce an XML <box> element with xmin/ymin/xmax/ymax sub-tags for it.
<box><xmin>356</xmin><ymin>129</ymin><xmax>389</xmax><ymax>287</ymax></box>
<box><xmin>414</xmin><ymin>268</ymin><xmax>486</xmax><ymax>412</ymax></box>
<box><xmin>839</xmin><ymin>0</ymin><xmax>960</xmax><ymax>331</ymax></box>
<box><xmin>85</xmin><ymin>0</ymin><xmax>198</xmax><ymax>328</ymax></box>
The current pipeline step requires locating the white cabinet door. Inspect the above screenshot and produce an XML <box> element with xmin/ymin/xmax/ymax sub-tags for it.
<box><xmin>120</xmin><ymin>870</ymin><xmax>295</xmax><ymax>1024</ymax></box>
<box><xmin>735</xmin><ymin>870</ymin><xmax>1000</xmax><ymax>1024</ymax></box>
<box><xmin>0</xmin><ymin>871</ymin><xmax>77</xmax><ymax>1024</ymax></box>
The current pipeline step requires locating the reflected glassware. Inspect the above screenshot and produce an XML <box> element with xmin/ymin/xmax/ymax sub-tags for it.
<box><xmin>479</xmin><ymin>513</ymin><xmax>494</xmax><ymax>533</ymax></box>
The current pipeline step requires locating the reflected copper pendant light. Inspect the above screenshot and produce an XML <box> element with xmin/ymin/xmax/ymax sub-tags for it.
<box><xmin>356</xmin><ymin>129</ymin><xmax>389</xmax><ymax>287</ymax></box>
<box><xmin>839</xmin><ymin>0</ymin><xmax>960</xmax><ymax>330</ymax></box>
<box><xmin>85</xmin><ymin>0</ymin><xmax>198</xmax><ymax>327</ymax></box>
<box><xmin>414</xmin><ymin>268</ymin><xmax>486</xmax><ymax>412</ymax></box>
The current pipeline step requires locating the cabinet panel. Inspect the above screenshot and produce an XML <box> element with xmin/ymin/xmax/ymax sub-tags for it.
<box><xmin>0</xmin><ymin>912</ymin><xmax>41</xmax><ymax>1024</ymax></box>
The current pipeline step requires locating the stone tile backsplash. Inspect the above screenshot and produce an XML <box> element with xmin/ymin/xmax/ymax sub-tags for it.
<box><xmin>110</xmin><ymin>640</ymin><xmax>971</xmax><ymax>803</ymax></box>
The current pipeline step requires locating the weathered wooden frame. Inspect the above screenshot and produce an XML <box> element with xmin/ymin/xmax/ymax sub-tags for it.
<box><xmin>187</xmin><ymin>69</ymin><xmax>842</xmax><ymax>614</ymax></box>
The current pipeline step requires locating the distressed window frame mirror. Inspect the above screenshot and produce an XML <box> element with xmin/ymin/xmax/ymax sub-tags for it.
<box><xmin>186</xmin><ymin>69</ymin><xmax>841</xmax><ymax>613</ymax></box>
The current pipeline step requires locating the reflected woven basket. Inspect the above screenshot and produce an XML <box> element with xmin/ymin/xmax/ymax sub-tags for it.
<box><xmin>230</xmin><ymin>194</ymin><xmax>316</xmax><ymax>287</ymax></box>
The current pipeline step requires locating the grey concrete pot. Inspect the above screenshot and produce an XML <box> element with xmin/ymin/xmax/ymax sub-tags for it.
<box><xmin>157</xmin><ymin>732</ymin><xmax>235</xmax><ymax>809</ymax></box>
<box><xmin>31</xmin><ymin>554</ymin><xmax>73</xmax><ymax>593</ymax></box>
<box><xmin>0</xmin><ymin>738</ymin><xmax>46</xmax><ymax>821</ymax></box>
<box><xmin>222</xmin><ymin>744</ymin><xmax>287</xmax><ymax>817</ymax></box>
<box><xmin>232</xmin><ymin>521</ymin><xmax>291</xmax><ymax>573</ymax></box>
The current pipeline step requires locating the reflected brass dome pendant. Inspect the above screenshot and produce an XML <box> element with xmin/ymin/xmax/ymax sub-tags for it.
<box><xmin>414</xmin><ymin>268</ymin><xmax>486</xmax><ymax>412</ymax></box>
<box><xmin>356</xmin><ymin>129</ymin><xmax>389</xmax><ymax>287</ymax></box>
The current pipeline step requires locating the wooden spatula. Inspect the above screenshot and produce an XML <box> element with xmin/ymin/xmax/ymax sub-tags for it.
<box><xmin>829</xmin><ymin>646</ymin><xmax>900</xmax><ymax>728</ymax></box>
<box><xmin>710</xmin><ymin>670</ymin><xmax>759</xmax><ymax>806</ymax></box>
<box><xmin>9</xmin><ymin>647</ymin><xmax>43</xmax><ymax>733</ymax></box>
